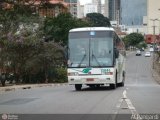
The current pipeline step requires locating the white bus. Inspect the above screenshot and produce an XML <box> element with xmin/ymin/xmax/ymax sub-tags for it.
<box><xmin>67</xmin><ymin>27</ymin><xmax>126</xmax><ymax>90</ymax></box>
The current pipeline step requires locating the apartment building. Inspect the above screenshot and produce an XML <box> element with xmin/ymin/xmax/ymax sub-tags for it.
<box><xmin>83</xmin><ymin>3</ymin><xmax>98</xmax><ymax>17</ymax></box>
<box><xmin>108</xmin><ymin>0</ymin><xmax>121</xmax><ymax>25</ymax></box>
<box><xmin>147</xmin><ymin>0</ymin><xmax>160</xmax><ymax>35</ymax></box>
<box><xmin>63</xmin><ymin>0</ymin><xmax>77</xmax><ymax>17</ymax></box>
<box><xmin>1</xmin><ymin>0</ymin><xmax>69</xmax><ymax>18</ymax></box>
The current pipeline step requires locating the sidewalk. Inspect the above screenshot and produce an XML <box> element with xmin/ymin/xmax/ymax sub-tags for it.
<box><xmin>152</xmin><ymin>53</ymin><xmax>160</xmax><ymax>84</ymax></box>
<box><xmin>0</xmin><ymin>83</ymin><xmax>68</xmax><ymax>93</ymax></box>
<box><xmin>152</xmin><ymin>69</ymin><xmax>160</xmax><ymax>84</ymax></box>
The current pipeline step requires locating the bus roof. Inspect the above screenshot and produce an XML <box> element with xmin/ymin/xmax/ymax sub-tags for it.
<box><xmin>69</xmin><ymin>27</ymin><xmax>115</xmax><ymax>32</ymax></box>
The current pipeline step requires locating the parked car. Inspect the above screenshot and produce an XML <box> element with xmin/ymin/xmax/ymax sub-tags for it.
<box><xmin>145</xmin><ymin>52</ymin><xmax>151</xmax><ymax>57</ymax></box>
<box><xmin>136</xmin><ymin>50</ymin><xmax>141</xmax><ymax>56</ymax></box>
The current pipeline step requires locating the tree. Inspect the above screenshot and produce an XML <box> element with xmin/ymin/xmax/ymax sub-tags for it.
<box><xmin>123</xmin><ymin>33</ymin><xmax>144</xmax><ymax>48</ymax></box>
<box><xmin>44</xmin><ymin>13</ymin><xmax>90</xmax><ymax>45</ymax></box>
<box><xmin>0</xmin><ymin>2</ymin><xmax>65</xmax><ymax>86</ymax></box>
<box><xmin>0</xmin><ymin>2</ymin><xmax>38</xmax><ymax>86</ymax></box>
<box><xmin>136</xmin><ymin>41</ymin><xmax>147</xmax><ymax>49</ymax></box>
<box><xmin>25</xmin><ymin>41</ymin><xmax>65</xmax><ymax>83</ymax></box>
<box><xmin>86</xmin><ymin>13</ymin><xmax>111</xmax><ymax>27</ymax></box>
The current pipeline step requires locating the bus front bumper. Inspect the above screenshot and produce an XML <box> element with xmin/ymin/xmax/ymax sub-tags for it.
<box><xmin>68</xmin><ymin>75</ymin><xmax>115</xmax><ymax>85</ymax></box>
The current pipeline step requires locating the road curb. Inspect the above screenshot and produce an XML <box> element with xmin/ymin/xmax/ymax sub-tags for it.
<box><xmin>0</xmin><ymin>83</ymin><xmax>68</xmax><ymax>93</ymax></box>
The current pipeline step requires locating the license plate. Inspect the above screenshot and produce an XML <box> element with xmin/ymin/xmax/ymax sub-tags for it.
<box><xmin>86</xmin><ymin>78</ymin><xmax>94</xmax><ymax>81</ymax></box>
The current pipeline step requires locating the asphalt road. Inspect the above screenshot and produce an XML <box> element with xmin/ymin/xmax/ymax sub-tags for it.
<box><xmin>0</xmin><ymin>51</ymin><xmax>160</xmax><ymax>120</ymax></box>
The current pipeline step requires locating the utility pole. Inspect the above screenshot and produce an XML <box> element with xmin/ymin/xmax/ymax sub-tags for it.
<box><xmin>150</xmin><ymin>19</ymin><xmax>158</xmax><ymax>69</ymax></box>
<box><xmin>157</xmin><ymin>19</ymin><xmax>160</xmax><ymax>36</ymax></box>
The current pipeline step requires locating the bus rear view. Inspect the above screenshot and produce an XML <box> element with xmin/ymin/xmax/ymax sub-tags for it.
<box><xmin>67</xmin><ymin>27</ymin><xmax>125</xmax><ymax>90</ymax></box>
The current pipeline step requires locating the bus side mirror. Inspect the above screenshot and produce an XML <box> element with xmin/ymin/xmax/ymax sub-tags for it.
<box><xmin>115</xmin><ymin>48</ymin><xmax>119</xmax><ymax>58</ymax></box>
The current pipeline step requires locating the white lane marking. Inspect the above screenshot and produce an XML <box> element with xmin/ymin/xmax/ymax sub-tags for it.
<box><xmin>116</xmin><ymin>99</ymin><xmax>123</xmax><ymax>108</ymax></box>
<box><xmin>125</xmin><ymin>99</ymin><xmax>136</xmax><ymax>110</ymax></box>
<box><xmin>122</xmin><ymin>90</ymin><xmax>136</xmax><ymax>111</ymax></box>
<box><xmin>114</xmin><ymin>89</ymin><xmax>142</xmax><ymax>120</ymax></box>
<box><xmin>122</xmin><ymin>90</ymin><xmax>142</xmax><ymax>120</ymax></box>
<box><xmin>123</xmin><ymin>90</ymin><xmax>127</xmax><ymax>99</ymax></box>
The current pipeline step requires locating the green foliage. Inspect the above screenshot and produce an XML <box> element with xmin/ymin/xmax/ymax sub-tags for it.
<box><xmin>44</xmin><ymin>13</ymin><xmax>90</xmax><ymax>45</ymax></box>
<box><xmin>136</xmin><ymin>41</ymin><xmax>147</xmax><ymax>49</ymax></box>
<box><xmin>123</xmin><ymin>33</ymin><xmax>144</xmax><ymax>48</ymax></box>
<box><xmin>54</xmin><ymin>67</ymin><xmax>67</xmax><ymax>83</ymax></box>
<box><xmin>122</xmin><ymin>37</ymin><xmax>129</xmax><ymax>49</ymax></box>
<box><xmin>86</xmin><ymin>13</ymin><xmax>111</xmax><ymax>27</ymax></box>
<box><xmin>0</xmin><ymin>10</ymin><xmax>65</xmax><ymax>85</ymax></box>
<box><xmin>0</xmin><ymin>3</ymin><xmax>39</xmax><ymax>35</ymax></box>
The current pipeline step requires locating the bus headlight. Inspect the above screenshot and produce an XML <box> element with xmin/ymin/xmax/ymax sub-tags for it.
<box><xmin>68</xmin><ymin>72</ymin><xmax>79</xmax><ymax>76</ymax></box>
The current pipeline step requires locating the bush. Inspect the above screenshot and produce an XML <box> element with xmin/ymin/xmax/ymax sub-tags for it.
<box><xmin>54</xmin><ymin>67</ymin><xmax>67</xmax><ymax>83</ymax></box>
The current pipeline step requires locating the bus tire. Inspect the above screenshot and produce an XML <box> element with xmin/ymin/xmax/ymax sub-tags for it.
<box><xmin>88</xmin><ymin>84</ymin><xmax>95</xmax><ymax>88</ymax></box>
<box><xmin>119</xmin><ymin>81</ymin><xmax>124</xmax><ymax>87</ymax></box>
<box><xmin>96</xmin><ymin>84</ymin><xmax>100</xmax><ymax>88</ymax></box>
<box><xmin>110</xmin><ymin>84</ymin><xmax>116</xmax><ymax>89</ymax></box>
<box><xmin>75</xmin><ymin>84</ymin><xmax>82</xmax><ymax>91</ymax></box>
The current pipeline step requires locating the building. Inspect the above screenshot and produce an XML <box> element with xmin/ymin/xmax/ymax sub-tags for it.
<box><xmin>121</xmin><ymin>0</ymin><xmax>147</xmax><ymax>26</ymax></box>
<box><xmin>147</xmin><ymin>0</ymin><xmax>160</xmax><ymax>35</ymax></box>
<box><xmin>84</xmin><ymin>3</ymin><xmax>97</xmax><ymax>17</ymax></box>
<box><xmin>37</xmin><ymin>0</ymin><xmax>69</xmax><ymax>17</ymax></box>
<box><xmin>108</xmin><ymin>0</ymin><xmax>120</xmax><ymax>24</ymax></box>
<box><xmin>125</xmin><ymin>25</ymin><xmax>145</xmax><ymax>34</ymax></box>
<box><xmin>83</xmin><ymin>0</ymin><xmax>103</xmax><ymax>17</ymax></box>
<box><xmin>1</xmin><ymin>0</ymin><xmax>69</xmax><ymax>18</ymax></box>
<box><xmin>103</xmin><ymin>0</ymin><xmax>109</xmax><ymax>17</ymax></box>
<box><xmin>92</xmin><ymin>0</ymin><xmax>101</xmax><ymax>14</ymax></box>
<box><xmin>77</xmin><ymin>0</ymin><xmax>109</xmax><ymax>19</ymax></box>
<box><xmin>63</xmin><ymin>0</ymin><xmax>77</xmax><ymax>17</ymax></box>
<box><xmin>77</xmin><ymin>0</ymin><xmax>84</xmax><ymax>18</ymax></box>
<box><xmin>144</xmin><ymin>0</ymin><xmax>160</xmax><ymax>45</ymax></box>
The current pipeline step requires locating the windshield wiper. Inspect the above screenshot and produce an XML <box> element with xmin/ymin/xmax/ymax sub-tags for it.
<box><xmin>92</xmin><ymin>53</ymin><xmax>102</xmax><ymax>67</ymax></box>
<box><xmin>78</xmin><ymin>54</ymin><xmax>86</xmax><ymax>67</ymax></box>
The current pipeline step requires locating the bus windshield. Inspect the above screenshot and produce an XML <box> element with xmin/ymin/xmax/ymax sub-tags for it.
<box><xmin>68</xmin><ymin>31</ymin><xmax>113</xmax><ymax>68</ymax></box>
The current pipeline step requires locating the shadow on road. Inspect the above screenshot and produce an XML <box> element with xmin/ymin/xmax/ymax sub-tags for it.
<box><xmin>71</xmin><ymin>86</ymin><xmax>123</xmax><ymax>92</ymax></box>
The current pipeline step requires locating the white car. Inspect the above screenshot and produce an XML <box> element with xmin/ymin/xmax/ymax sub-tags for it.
<box><xmin>145</xmin><ymin>52</ymin><xmax>151</xmax><ymax>57</ymax></box>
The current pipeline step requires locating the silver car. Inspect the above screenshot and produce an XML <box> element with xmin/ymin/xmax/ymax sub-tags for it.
<box><xmin>145</xmin><ymin>52</ymin><xmax>151</xmax><ymax>57</ymax></box>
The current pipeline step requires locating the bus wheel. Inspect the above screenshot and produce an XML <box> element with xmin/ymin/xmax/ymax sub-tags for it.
<box><xmin>110</xmin><ymin>83</ymin><xmax>116</xmax><ymax>89</ymax></box>
<box><xmin>119</xmin><ymin>81</ymin><xmax>124</xmax><ymax>87</ymax></box>
<box><xmin>88</xmin><ymin>85</ymin><xmax>95</xmax><ymax>88</ymax></box>
<box><xmin>96</xmin><ymin>84</ymin><xmax>100</xmax><ymax>88</ymax></box>
<box><xmin>75</xmin><ymin>84</ymin><xmax>82</xmax><ymax>91</ymax></box>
